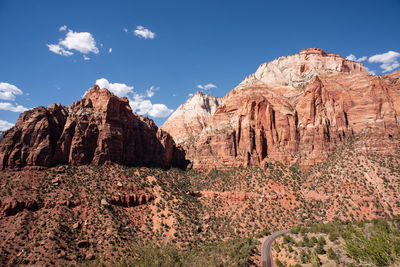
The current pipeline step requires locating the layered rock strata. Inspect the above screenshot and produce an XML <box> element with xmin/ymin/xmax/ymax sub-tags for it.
<box><xmin>0</xmin><ymin>86</ymin><xmax>187</xmax><ymax>169</ymax></box>
<box><xmin>163</xmin><ymin>48</ymin><xmax>400</xmax><ymax>168</ymax></box>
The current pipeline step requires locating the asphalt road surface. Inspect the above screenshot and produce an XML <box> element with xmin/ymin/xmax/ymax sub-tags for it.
<box><xmin>261</xmin><ymin>230</ymin><xmax>290</xmax><ymax>267</ymax></box>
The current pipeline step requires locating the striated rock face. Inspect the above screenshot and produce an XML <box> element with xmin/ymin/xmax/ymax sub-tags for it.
<box><xmin>0</xmin><ymin>86</ymin><xmax>187</xmax><ymax>169</ymax></box>
<box><xmin>163</xmin><ymin>48</ymin><xmax>400</xmax><ymax>168</ymax></box>
<box><xmin>161</xmin><ymin>91</ymin><xmax>222</xmax><ymax>164</ymax></box>
<box><xmin>162</xmin><ymin>91</ymin><xmax>222</xmax><ymax>145</ymax></box>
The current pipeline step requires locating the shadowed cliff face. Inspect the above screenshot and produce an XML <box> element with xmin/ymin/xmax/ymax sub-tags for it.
<box><xmin>0</xmin><ymin>86</ymin><xmax>187</xmax><ymax>169</ymax></box>
<box><xmin>162</xmin><ymin>48</ymin><xmax>400</xmax><ymax>169</ymax></box>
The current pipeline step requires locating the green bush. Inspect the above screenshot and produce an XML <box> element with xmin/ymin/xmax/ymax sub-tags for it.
<box><xmin>326</xmin><ymin>247</ymin><xmax>338</xmax><ymax>261</ymax></box>
<box><xmin>310</xmin><ymin>250</ymin><xmax>320</xmax><ymax>267</ymax></box>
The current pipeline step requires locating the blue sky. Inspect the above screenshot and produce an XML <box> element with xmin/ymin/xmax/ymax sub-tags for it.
<box><xmin>0</xmin><ymin>0</ymin><xmax>399</xmax><ymax>129</ymax></box>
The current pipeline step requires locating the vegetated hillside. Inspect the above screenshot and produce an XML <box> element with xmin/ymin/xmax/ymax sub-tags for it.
<box><xmin>272</xmin><ymin>217</ymin><xmax>400</xmax><ymax>267</ymax></box>
<box><xmin>0</xmin><ymin>133</ymin><xmax>399</xmax><ymax>266</ymax></box>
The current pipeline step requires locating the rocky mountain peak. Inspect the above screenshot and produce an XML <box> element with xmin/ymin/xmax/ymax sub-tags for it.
<box><xmin>174</xmin><ymin>91</ymin><xmax>222</xmax><ymax>118</ymax></box>
<box><xmin>82</xmin><ymin>85</ymin><xmax>131</xmax><ymax>114</ymax></box>
<box><xmin>238</xmin><ymin>48</ymin><xmax>369</xmax><ymax>90</ymax></box>
<box><xmin>163</xmin><ymin>49</ymin><xmax>400</xmax><ymax>169</ymax></box>
<box><xmin>161</xmin><ymin>91</ymin><xmax>222</xmax><ymax>145</ymax></box>
<box><xmin>299</xmin><ymin>47</ymin><xmax>328</xmax><ymax>56</ymax></box>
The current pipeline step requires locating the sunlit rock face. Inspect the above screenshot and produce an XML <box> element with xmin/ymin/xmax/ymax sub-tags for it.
<box><xmin>163</xmin><ymin>48</ymin><xmax>400</xmax><ymax>169</ymax></box>
<box><xmin>0</xmin><ymin>86</ymin><xmax>187</xmax><ymax>169</ymax></box>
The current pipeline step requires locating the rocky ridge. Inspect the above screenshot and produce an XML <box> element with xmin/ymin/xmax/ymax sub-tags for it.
<box><xmin>0</xmin><ymin>86</ymin><xmax>187</xmax><ymax>169</ymax></box>
<box><xmin>162</xmin><ymin>48</ymin><xmax>400</xmax><ymax>168</ymax></box>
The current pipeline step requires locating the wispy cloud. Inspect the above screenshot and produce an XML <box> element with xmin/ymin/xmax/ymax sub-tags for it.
<box><xmin>59</xmin><ymin>25</ymin><xmax>67</xmax><ymax>31</ymax></box>
<box><xmin>109</xmin><ymin>48</ymin><xmax>112</xmax><ymax>53</ymax></box>
<box><xmin>197</xmin><ymin>83</ymin><xmax>217</xmax><ymax>90</ymax></box>
<box><xmin>134</xmin><ymin>26</ymin><xmax>155</xmax><ymax>39</ymax></box>
<box><xmin>0</xmin><ymin>82</ymin><xmax>28</xmax><ymax>113</ymax></box>
<box><xmin>346</xmin><ymin>54</ymin><xmax>367</xmax><ymax>62</ymax></box>
<box><xmin>0</xmin><ymin>102</ymin><xmax>28</xmax><ymax>112</ymax></box>
<box><xmin>47</xmin><ymin>44</ymin><xmax>74</xmax><ymax>56</ymax></box>
<box><xmin>0</xmin><ymin>82</ymin><xmax>23</xmax><ymax>101</ymax></box>
<box><xmin>368</xmin><ymin>51</ymin><xmax>400</xmax><ymax>73</ymax></box>
<box><xmin>146</xmin><ymin>86</ymin><xmax>159</xmax><ymax>98</ymax></box>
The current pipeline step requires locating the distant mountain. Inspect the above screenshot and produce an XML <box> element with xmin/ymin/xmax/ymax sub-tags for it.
<box><xmin>162</xmin><ymin>48</ymin><xmax>400</xmax><ymax>169</ymax></box>
<box><xmin>162</xmin><ymin>91</ymin><xmax>222</xmax><ymax>145</ymax></box>
<box><xmin>0</xmin><ymin>131</ymin><xmax>4</xmax><ymax>141</ymax></box>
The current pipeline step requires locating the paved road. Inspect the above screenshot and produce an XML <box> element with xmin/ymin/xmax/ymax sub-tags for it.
<box><xmin>261</xmin><ymin>230</ymin><xmax>290</xmax><ymax>267</ymax></box>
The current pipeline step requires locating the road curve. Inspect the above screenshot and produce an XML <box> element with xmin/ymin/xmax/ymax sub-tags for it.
<box><xmin>261</xmin><ymin>230</ymin><xmax>290</xmax><ymax>267</ymax></box>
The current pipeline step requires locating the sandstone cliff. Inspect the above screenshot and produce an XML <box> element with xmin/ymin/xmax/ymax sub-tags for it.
<box><xmin>0</xmin><ymin>86</ymin><xmax>187</xmax><ymax>169</ymax></box>
<box><xmin>161</xmin><ymin>91</ymin><xmax>222</xmax><ymax>165</ymax></box>
<box><xmin>162</xmin><ymin>91</ymin><xmax>222</xmax><ymax>145</ymax></box>
<box><xmin>162</xmin><ymin>48</ymin><xmax>400</xmax><ymax>168</ymax></box>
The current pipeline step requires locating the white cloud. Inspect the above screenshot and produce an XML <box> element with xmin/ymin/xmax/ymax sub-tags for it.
<box><xmin>47</xmin><ymin>27</ymin><xmax>99</xmax><ymax>57</ymax></box>
<box><xmin>134</xmin><ymin>26</ymin><xmax>155</xmax><ymax>39</ymax></box>
<box><xmin>59</xmin><ymin>25</ymin><xmax>67</xmax><ymax>31</ymax></box>
<box><xmin>146</xmin><ymin>86</ymin><xmax>159</xmax><ymax>98</ymax></box>
<box><xmin>83</xmin><ymin>55</ymin><xmax>90</xmax><ymax>61</ymax></box>
<box><xmin>197</xmin><ymin>83</ymin><xmax>217</xmax><ymax>90</ymax></box>
<box><xmin>0</xmin><ymin>102</ymin><xmax>28</xmax><ymax>112</ymax></box>
<box><xmin>368</xmin><ymin>51</ymin><xmax>400</xmax><ymax>73</ymax></box>
<box><xmin>346</xmin><ymin>54</ymin><xmax>367</xmax><ymax>62</ymax></box>
<box><xmin>95</xmin><ymin>78</ymin><xmax>134</xmax><ymax>97</ymax></box>
<box><xmin>0</xmin><ymin>82</ymin><xmax>23</xmax><ymax>101</ymax></box>
<box><xmin>124</xmin><ymin>28</ymin><xmax>128</xmax><ymax>33</ymax></box>
<box><xmin>148</xmin><ymin>104</ymin><xmax>173</xmax><ymax>117</ymax></box>
<box><xmin>60</xmin><ymin>30</ymin><xmax>99</xmax><ymax>54</ymax></box>
<box><xmin>129</xmin><ymin>94</ymin><xmax>172</xmax><ymax>118</ymax></box>
<box><xmin>188</xmin><ymin>93</ymin><xmax>194</xmax><ymax>97</ymax></box>
<box><xmin>46</xmin><ymin>44</ymin><xmax>74</xmax><ymax>56</ymax></box>
<box><xmin>109</xmin><ymin>48</ymin><xmax>112</xmax><ymax>53</ymax></box>
<box><xmin>0</xmin><ymin>120</ymin><xmax>14</xmax><ymax>131</ymax></box>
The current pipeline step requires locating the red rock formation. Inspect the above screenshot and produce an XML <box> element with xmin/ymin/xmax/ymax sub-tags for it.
<box><xmin>107</xmin><ymin>193</ymin><xmax>154</xmax><ymax>208</ymax></box>
<box><xmin>163</xmin><ymin>49</ymin><xmax>400</xmax><ymax>168</ymax></box>
<box><xmin>161</xmin><ymin>91</ymin><xmax>222</xmax><ymax>167</ymax></box>
<box><xmin>0</xmin><ymin>86</ymin><xmax>187</xmax><ymax>169</ymax></box>
<box><xmin>161</xmin><ymin>91</ymin><xmax>222</xmax><ymax>145</ymax></box>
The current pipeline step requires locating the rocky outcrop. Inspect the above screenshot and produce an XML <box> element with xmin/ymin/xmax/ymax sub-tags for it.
<box><xmin>0</xmin><ymin>131</ymin><xmax>4</xmax><ymax>141</ymax></box>
<box><xmin>107</xmin><ymin>193</ymin><xmax>154</xmax><ymax>208</ymax></box>
<box><xmin>0</xmin><ymin>198</ymin><xmax>41</xmax><ymax>217</ymax></box>
<box><xmin>163</xmin><ymin>48</ymin><xmax>400</xmax><ymax>168</ymax></box>
<box><xmin>0</xmin><ymin>86</ymin><xmax>187</xmax><ymax>169</ymax></box>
